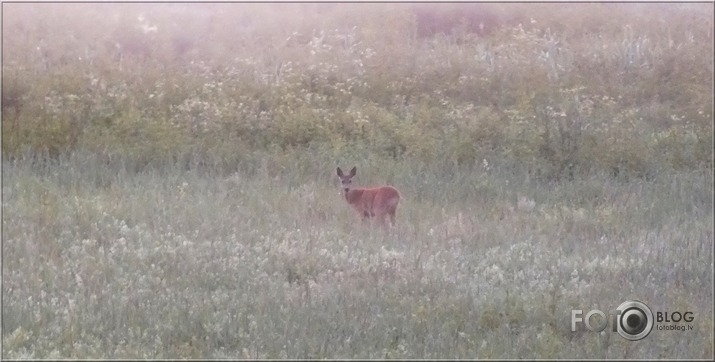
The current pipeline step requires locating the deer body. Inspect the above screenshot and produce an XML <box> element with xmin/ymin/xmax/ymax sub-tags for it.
<box><xmin>337</xmin><ymin>166</ymin><xmax>400</xmax><ymax>227</ymax></box>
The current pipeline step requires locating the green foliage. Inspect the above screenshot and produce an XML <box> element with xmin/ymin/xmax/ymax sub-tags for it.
<box><xmin>3</xmin><ymin>154</ymin><xmax>711</xmax><ymax>358</ymax></box>
<box><xmin>3</xmin><ymin>4</ymin><xmax>712</xmax><ymax>358</ymax></box>
<box><xmin>2</xmin><ymin>3</ymin><xmax>712</xmax><ymax>179</ymax></box>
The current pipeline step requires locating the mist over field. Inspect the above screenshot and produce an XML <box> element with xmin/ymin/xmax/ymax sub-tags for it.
<box><xmin>2</xmin><ymin>2</ymin><xmax>713</xmax><ymax>359</ymax></box>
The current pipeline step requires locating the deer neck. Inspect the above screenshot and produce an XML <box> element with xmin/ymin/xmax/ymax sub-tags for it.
<box><xmin>344</xmin><ymin>188</ymin><xmax>362</xmax><ymax>204</ymax></box>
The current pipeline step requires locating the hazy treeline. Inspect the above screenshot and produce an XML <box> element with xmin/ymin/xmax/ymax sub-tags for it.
<box><xmin>2</xmin><ymin>3</ymin><xmax>713</xmax><ymax>178</ymax></box>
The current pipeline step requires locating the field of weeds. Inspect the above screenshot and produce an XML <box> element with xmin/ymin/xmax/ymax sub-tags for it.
<box><xmin>3</xmin><ymin>152</ymin><xmax>712</xmax><ymax>358</ymax></box>
<box><xmin>2</xmin><ymin>2</ymin><xmax>713</xmax><ymax>359</ymax></box>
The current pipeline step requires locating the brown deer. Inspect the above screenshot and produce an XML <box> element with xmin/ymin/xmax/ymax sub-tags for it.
<box><xmin>336</xmin><ymin>166</ymin><xmax>401</xmax><ymax>228</ymax></box>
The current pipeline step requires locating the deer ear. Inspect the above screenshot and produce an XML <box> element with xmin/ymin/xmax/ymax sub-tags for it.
<box><xmin>350</xmin><ymin>166</ymin><xmax>357</xmax><ymax>176</ymax></box>
<box><xmin>336</xmin><ymin>167</ymin><xmax>343</xmax><ymax>177</ymax></box>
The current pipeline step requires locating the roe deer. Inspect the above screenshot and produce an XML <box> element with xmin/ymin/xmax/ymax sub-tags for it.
<box><xmin>336</xmin><ymin>166</ymin><xmax>401</xmax><ymax>227</ymax></box>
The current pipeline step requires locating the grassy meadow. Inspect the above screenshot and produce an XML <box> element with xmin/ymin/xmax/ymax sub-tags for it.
<box><xmin>2</xmin><ymin>2</ymin><xmax>713</xmax><ymax>359</ymax></box>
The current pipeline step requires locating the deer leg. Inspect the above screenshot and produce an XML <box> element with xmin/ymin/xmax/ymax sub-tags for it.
<box><xmin>361</xmin><ymin>210</ymin><xmax>370</xmax><ymax>224</ymax></box>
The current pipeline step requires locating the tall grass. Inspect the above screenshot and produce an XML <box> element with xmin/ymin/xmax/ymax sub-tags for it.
<box><xmin>2</xmin><ymin>2</ymin><xmax>713</xmax><ymax>359</ymax></box>
<box><xmin>2</xmin><ymin>3</ymin><xmax>713</xmax><ymax>179</ymax></box>
<box><xmin>3</xmin><ymin>152</ymin><xmax>712</xmax><ymax>359</ymax></box>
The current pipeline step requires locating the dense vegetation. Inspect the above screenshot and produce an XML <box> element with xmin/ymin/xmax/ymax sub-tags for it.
<box><xmin>3</xmin><ymin>3</ymin><xmax>712</xmax><ymax>178</ymax></box>
<box><xmin>2</xmin><ymin>3</ymin><xmax>713</xmax><ymax>359</ymax></box>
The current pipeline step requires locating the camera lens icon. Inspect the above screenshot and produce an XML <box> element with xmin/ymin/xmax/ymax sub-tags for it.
<box><xmin>616</xmin><ymin>300</ymin><xmax>653</xmax><ymax>341</ymax></box>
